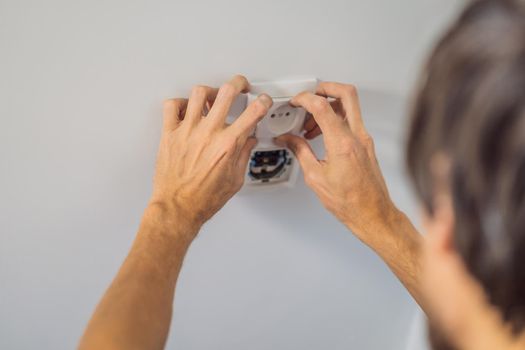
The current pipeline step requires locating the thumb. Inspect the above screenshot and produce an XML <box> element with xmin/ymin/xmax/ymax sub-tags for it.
<box><xmin>274</xmin><ymin>134</ymin><xmax>319</xmax><ymax>173</ymax></box>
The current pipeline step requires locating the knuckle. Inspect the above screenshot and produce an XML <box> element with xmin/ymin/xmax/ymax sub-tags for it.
<box><xmin>163</xmin><ymin>98</ymin><xmax>176</xmax><ymax>109</ymax></box>
<box><xmin>251</xmin><ymin>99</ymin><xmax>269</xmax><ymax>116</ymax></box>
<box><xmin>343</xmin><ymin>84</ymin><xmax>358</xmax><ymax>98</ymax></box>
<box><xmin>312</xmin><ymin>97</ymin><xmax>330</xmax><ymax>113</ymax></box>
<box><xmin>297</xmin><ymin>91</ymin><xmax>309</xmax><ymax>98</ymax></box>
<box><xmin>361</xmin><ymin>132</ymin><xmax>374</xmax><ymax>148</ymax></box>
<box><xmin>304</xmin><ymin>172</ymin><xmax>318</xmax><ymax>186</ymax></box>
<box><xmin>191</xmin><ymin>85</ymin><xmax>208</xmax><ymax>97</ymax></box>
<box><xmin>234</xmin><ymin>176</ymin><xmax>245</xmax><ymax>190</ymax></box>
<box><xmin>284</xmin><ymin>139</ymin><xmax>296</xmax><ymax>152</ymax></box>
<box><xmin>219</xmin><ymin>82</ymin><xmax>236</xmax><ymax>97</ymax></box>
<box><xmin>292</xmin><ymin>91</ymin><xmax>308</xmax><ymax>103</ymax></box>
<box><xmin>295</xmin><ymin>142</ymin><xmax>308</xmax><ymax>155</ymax></box>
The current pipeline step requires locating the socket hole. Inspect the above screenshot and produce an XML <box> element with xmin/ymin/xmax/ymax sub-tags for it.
<box><xmin>271</xmin><ymin>114</ymin><xmax>275</xmax><ymax>118</ymax></box>
<box><xmin>285</xmin><ymin>112</ymin><xmax>290</xmax><ymax>116</ymax></box>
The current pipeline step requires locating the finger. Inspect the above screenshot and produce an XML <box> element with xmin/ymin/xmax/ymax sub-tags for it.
<box><xmin>235</xmin><ymin>137</ymin><xmax>257</xmax><ymax>176</ymax></box>
<box><xmin>274</xmin><ymin>134</ymin><xmax>320</xmax><ymax>174</ymax></box>
<box><xmin>303</xmin><ymin>113</ymin><xmax>317</xmax><ymax>132</ymax></box>
<box><xmin>302</xmin><ymin>101</ymin><xmax>340</xmax><ymax>132</ymax></box>
<box><xmin>228</xmin><ymin>94</ymin><xmax>272</xmax><ymax>140</ymax></box>
<box><xmin>162</xmin><ymin>98</ymin><xmax>188</xmax><ymax>132</ymax></box>
<box><xmin>184</xmin><ymin>85</ymin><xmax>218</xmax><ymax>126</ymax></box>
<box><xmin>304</xmin><ymin>125</ymin><xmax>322</xmax><ymax>140</ymax></box>
<box><xmin>316</xmin><ymin>82</ymin><xmax>366</xmax><ymax>135</ymax></box>
<box><xmin>203</xmin><ymin>90</ymin><xmax>219</xmax><ymax>116</ymax></box>
<box><xmin>290</xmin><ymin>91</ymin><xmax>346</xmax><ymax>138</ymax></box>
<box><xmin>208</xmin><ymin>75</ymin><xmax>249</xmax><ymax>127</ymax></box>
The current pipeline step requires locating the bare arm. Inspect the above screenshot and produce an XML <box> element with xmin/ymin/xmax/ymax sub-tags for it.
<box><xmin>276</xmin><ymin>82</ymin><xmax>425</xmax><ymax>309</ymax></box>
<box><xmin>78</xmin><ymin>205</ymin><xmax>196</xmax><ymax>350</ymax></box>
<box><xmin>276</xmin><ymin>81</ymin><xmax>525</xmax><ymax>349</ymax></box>
<box><xmin>355</xmin><ymin>205</ymin><xmax>424</xmax><ymax>307</ymax></box>
<box><xmin>79</xmin><ymin>75</ymin><xmax>273</xmax><ymax>350</ymax></box>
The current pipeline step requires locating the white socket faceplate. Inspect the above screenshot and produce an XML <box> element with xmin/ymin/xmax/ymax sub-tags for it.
<box><xmin>236</xmin><ymin>78</ymin><xmax>319</xmax><ymax>190</ymax></box>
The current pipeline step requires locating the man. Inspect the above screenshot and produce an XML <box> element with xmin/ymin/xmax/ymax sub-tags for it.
<box><xmin>79</xmin><ymin>0</ymin><xmax>525</xmax><ymax>349</ymax></box>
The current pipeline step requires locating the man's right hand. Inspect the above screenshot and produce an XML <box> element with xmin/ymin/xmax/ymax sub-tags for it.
<box><xmin>275</xmin><ymin>82</ymin><xmax>400</xmax><ymax>248</ymax></box>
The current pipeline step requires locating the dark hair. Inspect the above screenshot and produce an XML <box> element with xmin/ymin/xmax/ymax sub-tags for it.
<box><xmin>407</xmin><ymin>0</ymin><xmax>525</xmax><ymax>337</ymax></box>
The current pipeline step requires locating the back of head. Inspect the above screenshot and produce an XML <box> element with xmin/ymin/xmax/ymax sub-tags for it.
<box><xmin>407</xmin><ymin>0</ymin><xmax>525</xmax><ymax>334</ymax></box>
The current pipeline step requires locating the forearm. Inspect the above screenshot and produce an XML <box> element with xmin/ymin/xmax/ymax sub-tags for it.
<box><xmin>79</xmin><ymin>203</ymin><xmax>198</xmax><ymax>350</ymax></box>
<box><xmin>351</xmin><ymin>208</ymin><xmax>426</xmax><ymax>311</ymax></box>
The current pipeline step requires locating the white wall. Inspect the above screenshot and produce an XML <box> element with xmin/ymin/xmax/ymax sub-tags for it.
<box><xmin>0</xmin><ymin>1</ymin><xmax>463</xmax><ymax>349</ymax></box>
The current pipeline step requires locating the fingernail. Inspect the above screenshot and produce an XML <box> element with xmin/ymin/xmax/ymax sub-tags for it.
<box><xmin>258</xmin><ymin>94</ymin><xmax>273</xmax><ymax>108</ymax></box>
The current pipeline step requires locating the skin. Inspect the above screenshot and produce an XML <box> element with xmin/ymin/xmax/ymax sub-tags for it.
<box><xmin>79</xmin><ymin>75</ymin><xmax>273</xmax><ymax>350</ymax></box>
<box><xmin>421</xmin><ymin>155</ymin><xmax>525</xmax><ymax>350</ymax></box>
<box><xmin>79</xmin><ymin>76</ymin><xmax>523</xmax><ymax>350</ymax></box>
<box><xmin>275</xmin><ymin>83</ymin><xmax>424</xmax><ymax>307</ymax></box>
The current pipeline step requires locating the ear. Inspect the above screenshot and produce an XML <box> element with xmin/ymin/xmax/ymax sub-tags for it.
<box><xmin>430</xmin><ymin>191</ymin><xmax>455</xmax><ymax>253</ymax></box>
<box><xmin>424</xmin><ymin>153</ymin><xmax>455</xmax><ymax>254</ymax></box>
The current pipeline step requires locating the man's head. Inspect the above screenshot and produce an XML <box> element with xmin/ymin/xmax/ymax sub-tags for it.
<box><xmin>406</xmin><ymin>0</ymin><xmax>525</xmax><ymax>348</ymax></box>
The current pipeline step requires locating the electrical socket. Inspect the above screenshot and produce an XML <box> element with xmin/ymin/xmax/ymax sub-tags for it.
<box><xmin>249</xmin><ymin>97</ymin><xmax>306</xmax><ymax>146</ymax></box>
<box><xmin>240</xmin><ymin>78</ymin><xmax>319</xmax><ymax>189</ymax></box>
